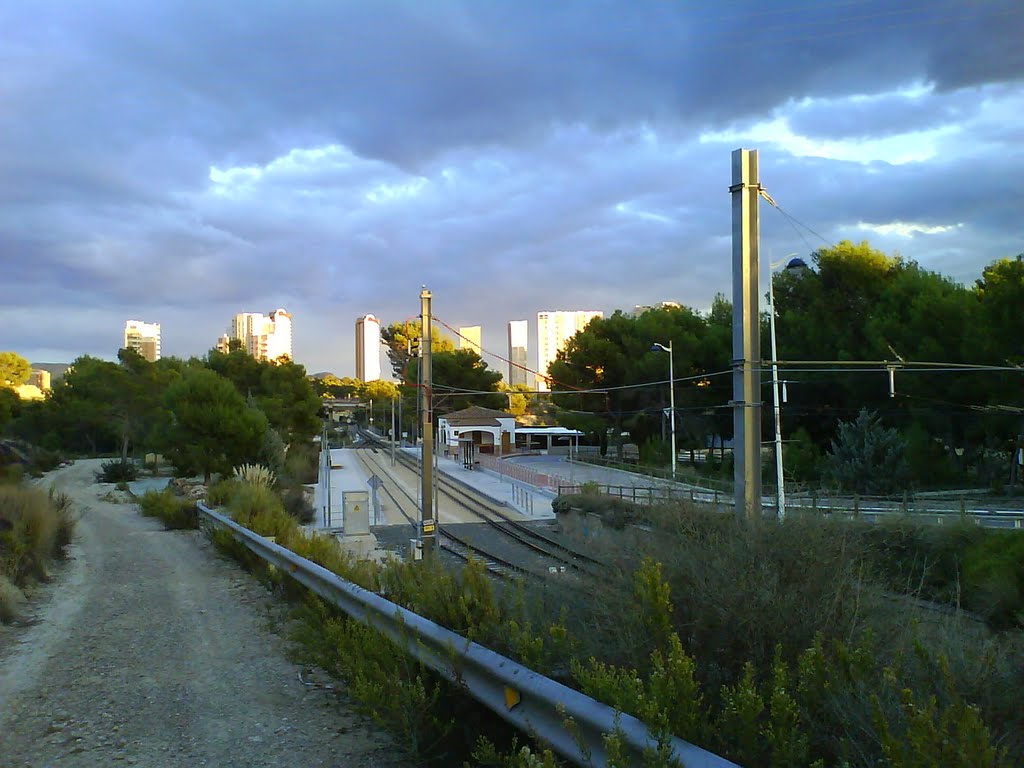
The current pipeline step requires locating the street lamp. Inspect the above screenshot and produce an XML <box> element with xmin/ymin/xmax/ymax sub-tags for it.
<box><xmin>651</xmin><ymin>341</ymin><xmax>676</xmax><ymax>481</ymax></box>
<box><xmin>767</xmin><ymin>254</ymin><xmax>805</xmax><ymax>520</ymax></box>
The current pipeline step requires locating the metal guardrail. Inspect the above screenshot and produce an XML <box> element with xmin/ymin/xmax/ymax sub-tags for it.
<box><xmin>196</xmin><ymin>503</ymin><xmax>738</xmax><ymax>768</ymax></box>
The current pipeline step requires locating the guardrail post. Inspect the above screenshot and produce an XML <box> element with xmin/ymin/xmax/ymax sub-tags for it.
<box><xmin>959</xmin><ymin>496</ymin><xmax>967</xmax><ymax>521</ymax></box>
<box><xmin>853</xmin><ymin>494</ymin><xmax>859</xmax><ymax>518</ymax></box>
<box><xmin>812</xmin><ymin>490</ymin><xmax>818</xmax><ymax>514</ymax></box>
<box><xmin>901</xmin><ymin>491</ymin><xmax>908</xmax><ymax>515</ymax></box>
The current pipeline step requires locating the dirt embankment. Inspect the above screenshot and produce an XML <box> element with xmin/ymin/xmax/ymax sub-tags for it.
<box><xmin>0</xmin><ymin>460</ymin><xmax>412</xmax><ymax>767</ymax></box>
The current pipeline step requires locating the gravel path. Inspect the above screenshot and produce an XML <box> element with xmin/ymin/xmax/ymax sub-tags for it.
<box><xmin>0</xmin><ymin>460</ymin><xmax>414</xmax><ymax>768</ymax></box>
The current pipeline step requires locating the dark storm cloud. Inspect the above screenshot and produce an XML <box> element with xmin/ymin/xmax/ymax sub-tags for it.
<box><xmin>0</xmin><ymin>0</ymin><xmax>1021</xmax><ymax>372</ymax></box>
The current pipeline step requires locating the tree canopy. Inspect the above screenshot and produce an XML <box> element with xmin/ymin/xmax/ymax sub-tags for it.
<box><xmin>380</xmin><ymin>319</ymin><xmax>455</xmax><ymax>382</ymax></box>
<box><xmin>0</xmin><ymin>352</ymin><xmax>31</xmax><ymax>388</ymax></box>
<box><xmin>163</xmin><ymin>368</ymin><xmax>268</xmax><ymax>482</ymax></box>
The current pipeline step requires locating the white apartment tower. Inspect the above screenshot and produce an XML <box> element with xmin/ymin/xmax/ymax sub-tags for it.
<box><xmin>458</xmin><ymin>326</ymin><xmax>482</xmax><ymax>357</ymax></box>
<box><xmin>507</xmin><ymin>320</ymin><xmax>529</xmax><ymax>387</ymax></box>
<box><xmin>124</xmin><ymin>320</ymin><xmax>161</xmax><ymax>362</ymax></box>
<box><xmin>536</xmin><ymin>310</ymin><xmax>603</xmax><ymax>391</ymax></box>
<box><xmin>224</xmin><ymin>309</ymin><xmax>292</xmax><ymax>362</ymax></box>
<box><xmin>355</xmin><ymin>314</ymin><xmax>382</xmax><ymax>382</ymax></box>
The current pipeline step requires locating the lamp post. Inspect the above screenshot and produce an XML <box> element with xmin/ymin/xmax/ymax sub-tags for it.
<box><xmin>767</xmin><ymin>254</ymin><xmax>801</xmax><ymax>520</ymax></box>
<box><xmin>651</xmin><ymin>341</ymin><xmax>676</xmax><ymax>481</ymax></box>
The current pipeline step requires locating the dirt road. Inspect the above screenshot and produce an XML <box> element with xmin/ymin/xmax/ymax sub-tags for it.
<box><xmin>0</xmin><ymin>460</ymin><xmax>413</xmax><ymax>767</ymax></box>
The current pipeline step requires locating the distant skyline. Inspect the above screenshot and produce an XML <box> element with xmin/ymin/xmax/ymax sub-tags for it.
<box><xmin>1</xmin><ymin>1</ymin><xmax>1021</xmax><ymax>374</ymax></box>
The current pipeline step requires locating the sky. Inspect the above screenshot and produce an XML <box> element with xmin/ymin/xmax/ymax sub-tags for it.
<box><xmin>1</xmin><ymin>0</ymin><xmax>1022</xmax><ymax>378</ymax></box>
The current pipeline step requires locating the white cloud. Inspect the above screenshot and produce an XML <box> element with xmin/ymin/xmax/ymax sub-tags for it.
<box><xmin>700</xmin><ymin>115</ymin><xmax>957</xmax><ymax>165</ymax></box>
<box><xmin>856</xmin><ymin>220</ymin><xmax>964</xmax><ymax>238</ymax></box>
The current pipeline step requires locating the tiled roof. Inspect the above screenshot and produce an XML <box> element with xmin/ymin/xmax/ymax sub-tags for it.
<box><xmin>443</xmin><ymin>405</ymin><xmax>516</xmax><ymax>425</ymax></box>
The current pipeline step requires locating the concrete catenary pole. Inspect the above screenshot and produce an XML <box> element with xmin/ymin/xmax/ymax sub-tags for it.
<box><xmin>420</xmin><ymin>287</ymin><xmax>436</xmax><ymax>556</ymax></box>
<box><xmin>731</xmin><ymin>149</ymin><xmax>762</xmax><ymax>523</ymax></box>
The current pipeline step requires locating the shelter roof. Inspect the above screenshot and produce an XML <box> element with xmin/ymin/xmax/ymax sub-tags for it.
<box><xmin>442</xmin><ymin>406</ymin><xmax>517</xmax><ymax>426</ymax></box>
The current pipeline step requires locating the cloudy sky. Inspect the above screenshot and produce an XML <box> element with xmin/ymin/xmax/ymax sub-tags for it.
<box><xmin>1</xmin><ymin>0</ymin><xmax>1022</xmax><ymax>377</ymax></box>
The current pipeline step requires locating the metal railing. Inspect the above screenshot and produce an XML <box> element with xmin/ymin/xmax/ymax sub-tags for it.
<box><xmin>554</xmin><ymin>485</ymin><xmax>1024</xmax><ymax>529</ymax></box>
<box><xmin>197</xmin><ymin>502</ymin><xmax>737</xmax><ymax>768</ymax></box>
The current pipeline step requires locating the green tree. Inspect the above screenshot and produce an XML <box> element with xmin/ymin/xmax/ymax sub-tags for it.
<box><xmin>822</xmin><ymin>409</ymin><xmax>910</xmax><ymax>495</ymax></box>
<box><xmin>311</xmin><ymin>374</ymin><xmax>363</xmax><ymax>399</ymax></box>
<box><xmin>548</xmin><ymin>305</ymin><xmax>730</xmax><ymax>457</ymax></box>
<box><xmin>406</xmin><ymin>349</ymin><xmax>504</xmax><ymax>414</ymax></box>
<box><xmin>163</xmin><ymin>368</ymin><xmax>268</xmax><ymax>482</ymax></box>
<box><xmin>975</xmin><ymin>254</ymin><xmax>1024</xmax><ymax>366</ymax></box>
<box><xmin>255</xmin><ymin>359</ymin><xmax>321</xmax><ymax>442</ymax></box>
<box><xmin>206</xmin><ymin>349</ymin><xmax>319</xmax><ymax>442</ymax></box>
<box><xmin>380</xmin><ymin>319</ymin><xmax>455</xmax><ymax>382</ymax></box>
<box><xmin>0</xmin><ymin>352</ymin><xmax>31</xmax><ymax>388</ymax></box>
<box><xmin>0</xmin><ymin>387</ymin><xmax>19</xmax><ymax>430</ymax></box>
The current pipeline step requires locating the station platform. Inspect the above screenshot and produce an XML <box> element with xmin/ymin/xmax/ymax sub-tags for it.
<box><xmin>313</xmin><ymin>444</ymin><xmax>557</xmax><ymax>531</ymax></box>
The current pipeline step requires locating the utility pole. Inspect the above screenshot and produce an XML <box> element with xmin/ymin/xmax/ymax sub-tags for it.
<box><xmin>390</xmin><ymin>396</ymin><xmax>396</xmax><ymax>466</ymax></box>
<box><xmin>731</xmin><ymin>148</ymin><xmax>762</xmax><ymax>523</ymax></box>
<box><xmin>420</xmin><ymin>287</ymin><xmax>436</xmax><ymax>556</ymax></box>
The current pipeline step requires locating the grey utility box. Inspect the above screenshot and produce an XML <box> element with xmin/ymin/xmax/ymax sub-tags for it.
<box><xmin>342</xmin><ymin>490</ymin><xmax>370</xmax><ymax>535</ymax></box>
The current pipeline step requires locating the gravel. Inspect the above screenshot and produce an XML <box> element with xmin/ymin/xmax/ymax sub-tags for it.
<box><xmin>0</xmin><ymin>460</ymin><xmax>414</xmax><ymax>768</ymax></box>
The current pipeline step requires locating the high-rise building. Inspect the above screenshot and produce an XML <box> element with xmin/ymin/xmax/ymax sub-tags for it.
<box><xmin>264</xmin><ymin>308</ymin><xmax>292</xmax><ymax>361</ymax></box>
<box><xmin>458</xmin><ymin>326</ymin><xmax>482</xmax><ymax>357</ymax></box>
<box><xmin>355</xmin><ymin>314</ymin><xmax>382</xmax><ymax>382</ymax></box>
<box><xmin>507</xmin><ymin>320</ymin><xmax>529</xmax><ymax>387</ymax></box>
<box><xmin>124</xmin><ymin>320</ymin><xmax>161</xmax><ymax>362</ymax></box>
<box><xmin>29</xmin><ymin>369</ymin><xmax>51</xmax><ymax>391</ymax></box>
<box><xmin>634</xmin><ymin>301</ymin><xmax>681</xmax><ymax>316</ymax></box>
<box><xmin>536</xmin><ymin>310</ymin><xmax>603</xmax><ymax>391</ymax></box>
<box><xmin>223</xmin><ymin>309</ymin><xmax>292</xmax><ymax>362</ymax></box>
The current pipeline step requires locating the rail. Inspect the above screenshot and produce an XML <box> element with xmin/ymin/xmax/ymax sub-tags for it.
<box><xmin>196</xmin><ymin>502</ymin><xmax>737</xmax><ymax>768</ymax></box>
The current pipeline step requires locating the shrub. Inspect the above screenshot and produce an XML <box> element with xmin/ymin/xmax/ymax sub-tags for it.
<box><xmin>0</xmin><ymin>574</ymin><xmax>26</xmax><ymax>623</ymax></box>
<box><xmin>0</xmin><ymin>485</ymin><xmax>73</xmax><ymax>588</ymax></box>
<box><xmin>282</xmin><ymin>441</ymin><xmax>319</xmax><ymax>485</ymax></box>
<box><xmin>206</xmin><ymin>477</ymin><xmax>239</xmax><ymax>507</ymax></box>
<box><xmin>138</xmin><ymin>489</ymin><xmax>198</xmax><ymax>530</ymax></box>
<box><xmin>0</xmin><ymin>464</ymin><xmax>23</xmax><ymax>485</ymax></box>
<box><xmin>96</xmin><ymin>459</ymin><xmax>139</xmax><ymax>483</ymax></box>
<box><xmin>233</xmin><ymin>463</ymin><xmax>276</xmax><ymax>489</ymax></box>
<box><xmin>282</xmin><ymin>488</ymin><xmax>315</xmax><ymax>524</ymax></box>
<box><xmin>551</xmin><ymin>492</ymin><xmax>643</xmax><ymax>528</ymax></box>
<box><xmin>963</xmin><ymin>532</ymin><xmax>1024</xmax><ymax>629</ymax></box>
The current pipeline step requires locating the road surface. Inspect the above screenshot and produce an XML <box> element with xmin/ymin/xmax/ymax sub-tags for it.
<box><xmin>0</xmin><ymin>460</ymin><xmax>413</xmax><ymax>767</ymax></box>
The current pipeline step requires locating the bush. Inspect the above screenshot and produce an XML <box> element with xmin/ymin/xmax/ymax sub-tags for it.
<box><xmin>963</xmin><ymin>532</ymin><xmax>1024</xmax><ymax>629</ymax></box>
<box><xmin>233</xmin><ymin>463</ymin><xmax>276</xmax><ymax>489</ymax></box>
<box><xmin>283</xmin><ymin>488</ymin><xmax>315</xmax><ymax>524</ymax></box>
<box><xmin>0</xmin><ymin>574</ymin><xmax>26</xmax><ymax>624</ymax></box>
<box><xmin>0</xmin><ymin>485</ymin><xmax>74</xmax><ymax>590</ymax></box>
<box><xmin>551</xmin><ymin>492</ymin><xmax>644</xmax><ymax>528</ymax></box>
<box><xmin>138</xmin><ymin>489</ymin><xmax>197</xmax><ymax>530</ymax></box>
<box><xmin>282</xmin><ymin>442</ymin><xmax>318</xmax><ymax>485</ymax></box>
<box><xmin>0</xmin><ymin>464</ymin><xmax>23</xmax><ymax>485</ymax></box>
<box><xmin>206</xmin><ymin>477</ymin><xmax>239</xmax><ymax>507</ymax></box>
<box><xmin>96</xmin><ymin>459</ymin><xmax>139</xmax><ymax>483</ymax></box>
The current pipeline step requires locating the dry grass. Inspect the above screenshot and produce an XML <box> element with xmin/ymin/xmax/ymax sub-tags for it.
<box><xmin>0</xmin><ymin>484</ymin><xmax>75</xmax><ymax>623</ymax></box>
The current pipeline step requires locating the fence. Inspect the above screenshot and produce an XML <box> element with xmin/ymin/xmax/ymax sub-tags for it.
<box><xmin>196</xmin><ymin>502</ymin><xmax>737</xmax><ymax>768</ymax></box>
<box><xmin>554</xmin><ymin>485</ymin><xmax>1024</xmax><ymax>529</ymax></box>
<box><xmin>476</xmin><ymin>453</ymin><xmax>570</xmax><ymax>491</ymax></box>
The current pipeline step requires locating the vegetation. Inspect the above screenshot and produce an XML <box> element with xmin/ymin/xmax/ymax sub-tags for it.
<box><xmin>138</xmin><ymin>488</ymin><xmax>198</xmax><ymax>530</ymax></box>
<box><xmin>96</xmin><ymin>458</ymin><xmax>139</xmax><ymax>483</ymax></box>
<box><xmin>0</xmin><ymin>351</ymin><xmax>32</xmax><ymax>388</ymax></box>
<box><xmin>0</xmin><ymin>484</ymin><xmax>75</xmax><ymax>622</ymax></box>
<box><xmin>162</xmin><ymin>368</ymin><xmax>268</xmax><ymax>482</ymax></box>
<box><xmin>550</xmin><ymin>244</ymin><xmax>1024</xmax><ymax>490</ymax></box>
<box><xmin>204</xmin><ymin>477</ymin><xmax>1022</xmax><ymax>766</ymax></box>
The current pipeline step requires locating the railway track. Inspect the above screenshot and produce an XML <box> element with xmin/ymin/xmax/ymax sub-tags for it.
<box><xmin>352</xmin><ymin>443</ymin><xmax>532</xmax><ymax>580</ymax></box>
<box><xmin>354</xmin><ymin>431</ymin><xmax>608</xmax><ymax>580</ymax></box>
